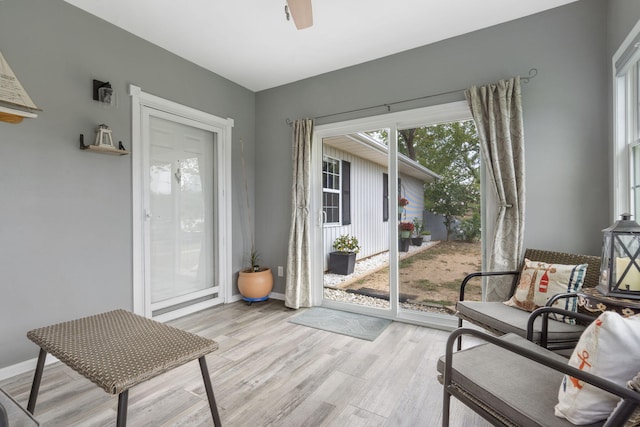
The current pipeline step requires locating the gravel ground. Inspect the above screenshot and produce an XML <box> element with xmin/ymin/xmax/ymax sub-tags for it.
<box><xmin>323</xmin><ymin>242</ymin><xmax>437</xmax><ymax>287</ymax></box>
<box><xmin>323</xmin><ymin>241</ymin><xmax>452</xmax><ymax>314</ymax></box>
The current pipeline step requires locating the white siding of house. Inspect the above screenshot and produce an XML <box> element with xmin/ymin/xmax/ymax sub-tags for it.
<box><xmin>400</xmin><ymin>175</ymin><xmax>427</xmax><ymax>227</ymax></box>
<box><xmin>322</xmin><ymin>145</ymin><xmax>426</xmax><ymax>271</ymax></box>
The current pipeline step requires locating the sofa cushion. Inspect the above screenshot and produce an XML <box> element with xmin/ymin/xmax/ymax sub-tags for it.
<box><xmin>437</xmin><ymin>334</ymin><xmax>602</xmax><ymax>427</ymax></box>
<box><xmin>555</xmin><ymin>312</ymin><xmax>640</xmax><ymax>424</ymax></box>
<box><xmin>504</xmin><ymin>259</ymin><xmax>588</xmax><ymax>324</ymax></box>
<box><xmin>456</xmin><ymin>301</ymin><xmax>586</xmax><ymax>344</ymax></box>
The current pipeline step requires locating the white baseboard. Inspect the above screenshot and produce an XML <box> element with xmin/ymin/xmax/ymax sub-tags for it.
<box><xmin>269</xmin><ymin>292</ymin><xmax>285</xmax><ymax>301</ymax></box>
<box><xmin>0</xmin><ymin>354</ymin><xmax>59</xmax><ymax>382</ymax></box>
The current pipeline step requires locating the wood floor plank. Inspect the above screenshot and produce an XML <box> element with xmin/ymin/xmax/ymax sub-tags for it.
<box><xmin>1</xmin><ymin>300</ymin><xmax>491</xmax><ymax>426</ymax></box>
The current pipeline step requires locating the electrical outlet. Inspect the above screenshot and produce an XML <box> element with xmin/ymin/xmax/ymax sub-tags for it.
<box><xmin>278</xmin><ymin>266</ymin><xmax>284</xmax><ymax>277</ymax></box>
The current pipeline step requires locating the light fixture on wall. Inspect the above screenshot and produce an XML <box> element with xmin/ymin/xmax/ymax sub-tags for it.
<box><xmin>93</xmin><ymin>79</ymin><xmax>115</xmax><ymax>106</ymax></box>
<box><xmin>597</xmin><ymin>213</ymin><xmax>640</xmax><ymax>299</ymax></box>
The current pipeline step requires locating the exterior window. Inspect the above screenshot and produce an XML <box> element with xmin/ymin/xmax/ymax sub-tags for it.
<box><xmin>614</xmin><ymin>21</ymin><xmax>640</xmax><ymax>220</ymax></box>
<box><xmin>323</xmin><ymin>156</ymin><xmax>341</xmax><ymax>224</ymax></box>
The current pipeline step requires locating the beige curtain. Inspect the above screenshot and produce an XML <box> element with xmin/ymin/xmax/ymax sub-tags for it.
<box><xmin>285</xmin><ymin>118</ymin><xmax>314</xmax><ymax>309</ymax></box>
<box><xmin>465</xmin><ymin>77</ymin><xmax>525</xmax><ymax>301</ymax></box>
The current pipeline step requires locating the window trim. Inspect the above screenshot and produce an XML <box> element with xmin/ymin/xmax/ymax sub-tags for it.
<box><xmin>613</xmin><ymin>19</ymin><xmax>640</xmax><ymax>221</ymax></box>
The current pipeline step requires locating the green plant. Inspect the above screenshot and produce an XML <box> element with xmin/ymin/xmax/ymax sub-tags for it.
<box><xmin>421</xmin><ymin>230</ymin><xmax>431</xmax><ymax>235</ymax></box>
<box><xmin>458</xmin><ymin>211</ymin><xmax>481</xmax><ymax>243</ymax></box>
<box><xmin>412</xmin><ymin>218</ymin><xmax>423</xmax><ymax>236</ymax></box>
<box><xmin>249</xmin><ymin>249</ymin><xmax>260</xmax><ymax>271</ymax></box>
<box><xmin>333</xmin><ymin>234</ymin><xmax>360</xmax><ymax>253</ymax></box>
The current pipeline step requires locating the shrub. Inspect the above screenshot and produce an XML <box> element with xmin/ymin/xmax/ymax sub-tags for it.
<box><xmin>333</xmin><ymin>234</ymin><xmax>360</xmax><ymax>253</ymax></box>
<box><xmin>458</xmin><ymin>212</ymin><xmax>481</xmax><ymax>242</ymax></box>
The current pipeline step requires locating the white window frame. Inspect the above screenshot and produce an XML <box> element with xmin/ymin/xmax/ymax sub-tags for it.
<box><xmin>311</xmin><ymin>100</ymin><xmax>477</xmax><ymax>330</ymax></box>
<box><xmin>613</xmin><ymin>19</ymin><xmax>640</xmax><ymax>221</ymax></box>
<box><xmin>322</xmin><ymin>155</ymin><xmax>341</xmax><ymax>226</ymax></box>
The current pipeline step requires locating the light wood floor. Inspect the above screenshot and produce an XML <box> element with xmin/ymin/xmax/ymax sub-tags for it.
<box><xmin>1</xmin><ymin>300</ymin><xmax>491</xmax><ymax>426</ymax></box>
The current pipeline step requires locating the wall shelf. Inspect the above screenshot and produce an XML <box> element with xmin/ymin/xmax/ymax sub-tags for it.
<box><xmin>80</xmin><ymin>134</ymin><xmax>129</xmax><ymax>155</ymax></box>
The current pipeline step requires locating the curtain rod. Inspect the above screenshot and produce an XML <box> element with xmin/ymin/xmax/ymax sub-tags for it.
<box><xmin>286</xmin><ymin>68</ymin><xmax>538</xmax><ymax>126</ymax></box>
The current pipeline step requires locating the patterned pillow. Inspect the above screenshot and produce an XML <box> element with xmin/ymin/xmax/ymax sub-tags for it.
<box><xmin>504</xmin><ymin>259</ymin><xmax>588</xmax><ymax>324</ymax></box>
<box><xmin>555</xmin><ymin>312</ymin><xmax>640</xmax><ymax>424</ymax></box>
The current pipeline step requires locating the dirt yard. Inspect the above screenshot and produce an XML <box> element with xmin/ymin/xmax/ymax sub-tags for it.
<box><xmin>339</xmin><ymin>241</ymin><xmax>483</xmax><ymax>310</ymax></box>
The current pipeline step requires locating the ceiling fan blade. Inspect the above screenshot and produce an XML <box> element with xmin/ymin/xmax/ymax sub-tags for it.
<box><xmin>286</xmin><ymin>0</ymin><xmax>313</xmax><ymax>30</ymax></box>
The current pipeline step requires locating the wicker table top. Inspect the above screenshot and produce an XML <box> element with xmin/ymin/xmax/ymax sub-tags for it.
<box><xmin>27</xmin><ymin>309</ymin><xmax>218</xmax><ymax>395</ymax></box>
<box><xmin>578</xmin><ymin>288</ymin><xmax>640</xmax><ymax>317</ymax></box>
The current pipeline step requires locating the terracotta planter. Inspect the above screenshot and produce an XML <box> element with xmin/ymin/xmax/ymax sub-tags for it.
<box><xmin>238</xmin><ymin>267</ymin><xmax>273</xmax><ymax>302</ymax></box>
<box><xmin>329</xmin><ymin>252</ymin><xmax>356</xmax><ymax>275</ymax></box>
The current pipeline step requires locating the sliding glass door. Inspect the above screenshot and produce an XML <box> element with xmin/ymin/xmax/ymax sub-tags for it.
<box><xmin>314</xmin><ymin>102</ymin><xmax>482</xmax><ymax>327</ymax></box>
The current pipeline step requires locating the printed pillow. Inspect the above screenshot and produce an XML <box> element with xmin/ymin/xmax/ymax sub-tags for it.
<box><xmin>504</xmin><ymin>259</ymin><xmax>588</xmax><ymax>324</ymax></box>
<box><xmin>555</xmin><ymin>312</ymin><xmax>640</xmax><ymax>424</ymax></box>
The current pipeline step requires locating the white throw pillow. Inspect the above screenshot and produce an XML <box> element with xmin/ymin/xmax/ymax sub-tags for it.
<box><xmin>555</xmin><ymin>311</ymin><xmax>640</xmax><ymax>424</ymax></box>
<box><xmin>504</xmin><ymin>259</ymin><xmax>588</xmax><ymax>324</ymax></box>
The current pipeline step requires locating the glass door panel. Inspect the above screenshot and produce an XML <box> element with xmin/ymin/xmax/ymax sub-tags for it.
<box><xmin>397</xmin><ymin>121</ymin><xmax>482</xmax><ymax>315</ymax></box>
<box><xmin>148</xmin><ymin>115</ymin><xmax>215</xmax><ymax>309</ymax></box>
<box><xmin>322</xmin><ymin>130</ymin><xmax>391</xmax><ymax>310</ymax></box>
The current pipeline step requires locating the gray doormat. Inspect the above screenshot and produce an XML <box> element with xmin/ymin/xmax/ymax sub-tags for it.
<box><xmin>288</xmin><ymin>307</ymin><xmax>392</xmax><ymax>341</ymax></box>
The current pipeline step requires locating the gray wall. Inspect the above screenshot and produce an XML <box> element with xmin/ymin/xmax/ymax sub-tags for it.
<box><xmin>608</xmin><ymin>0</ymin><xmax>640</xmax><ymax>55</ymax></box>
<box><xmin>255</xmin><ymin>0</ymin><xmax>611</xmax><ymax>296</ymax></box>
<box><xmin>0</xmin><ymin>0</ymin><xmax>255</xmax><ymax>368</ymax></box>
<box><xmin>1</xmin><ymin>0</ymin><xmax>637</xmax><ymax>370</ymax></box>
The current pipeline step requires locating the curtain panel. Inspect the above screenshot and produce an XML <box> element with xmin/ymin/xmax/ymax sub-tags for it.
<box><xmin>285</xmin><ymin>118</ymin><xmax>314</xmax><ymax>309</ymax></box>
<box><xmin>465</xmin><ymin>77</ymin><xmax>526</xmax><ymax>301</ymax></box>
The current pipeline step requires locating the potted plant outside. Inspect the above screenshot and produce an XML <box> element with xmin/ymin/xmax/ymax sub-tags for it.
<box><xmin>238</xmin><ymin>249</ymin><xmax>274</xmax><ymax>302</ymax></box>
<box><xmin>329</xmin><ymin>234</ymin><xmax>360</xmax><ymax>275</ymax></box>
<box><xmin>411</xmin><ymin>218</ymin><xmax>424</xmax><ymax>246</ymax></box>
<box><xmin>421</xmin><ymin>230</ymin><xmax>432</xmax><ymax>242</ymax></box>
<box><xmin>399</xmin><ymin>221</ymin><xmax>414</xmax><ymax>238</ymax></box>
<box><xmin>399</xmin><ymin>222</ymin><xmax>413</xmax><ymax>252</ymax></box>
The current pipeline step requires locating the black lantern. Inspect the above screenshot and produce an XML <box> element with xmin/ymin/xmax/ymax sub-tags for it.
<box><xmin>597</xmin><ymin>213</ymin><xmax>640</xmax><ymax>299</ymax></box>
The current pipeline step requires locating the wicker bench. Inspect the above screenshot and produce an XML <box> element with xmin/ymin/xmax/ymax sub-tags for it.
<box><xmin>456</xmin><ymin>249</ymin><xmax>601</xmax><ymax>351</ymax></box>
<box><xmin>25</xmin><ymin>309</ymin><xmax>221</xmax><ymax>426</ymax></box>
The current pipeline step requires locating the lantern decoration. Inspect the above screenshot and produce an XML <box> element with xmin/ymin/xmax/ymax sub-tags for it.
<box><xmin>95</xmin><ymin>124</ymin><xmax>115</xmax><ymax>149</ymax></box>
<box><xmin>597</xmin><ymin>213</ymin><xmax>640</xmax><ymax>299</ymax></box>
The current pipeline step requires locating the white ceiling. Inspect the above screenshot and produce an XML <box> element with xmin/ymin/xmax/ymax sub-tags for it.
<box><xmin>64</xmin><ymin>0</ymin><xmax>579</xmax><ymax>92</ymax></box>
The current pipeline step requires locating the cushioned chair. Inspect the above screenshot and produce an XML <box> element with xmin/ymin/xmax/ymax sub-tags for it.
<box><xmin>456</xmin><ymin>249</ymin><xmax>601</xmax><ymax>351</ymax></box>
<box><xmin>438</xmin><ymin>326</ymin><xmax>640</xmax><ymax>427</ymax></box>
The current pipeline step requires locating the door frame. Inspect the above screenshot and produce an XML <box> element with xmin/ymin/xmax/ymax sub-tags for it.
<box><xmin>312</xmin><ymin>101</ymin><xmax>481</xmax><ymax>329</ymax></box>
<box><xmin>129</xmin><ymin>84</ymin><xmax>234</xmax><ymax>320</ymax></box>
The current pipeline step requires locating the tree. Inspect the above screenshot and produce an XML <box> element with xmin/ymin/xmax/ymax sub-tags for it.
<box><xmin>400</xmin><ymin>121</ymin><xmax>480</xmax><ymax>240</ymax></box>
<box><xmin>425</xmin><ymin>169</ymin><xmax>479</xmax><ymax>240</ymax></box>
<box><xmin>368</xmin><ymin>122</ymin><xmax>481</xmax><ymax>240</ymax></box>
